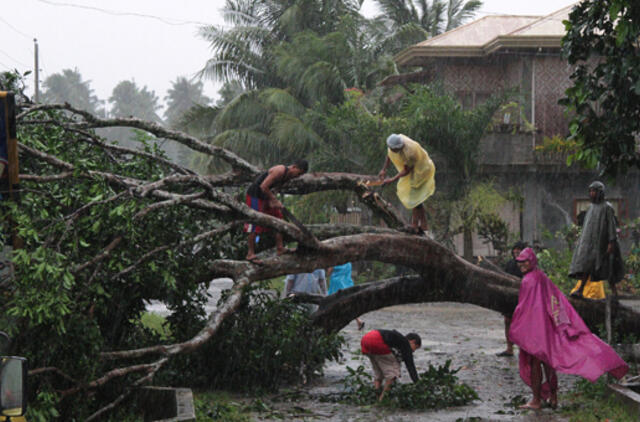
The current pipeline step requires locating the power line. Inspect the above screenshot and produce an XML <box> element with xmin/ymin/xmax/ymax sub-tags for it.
<box><xmin>0</xmin><ymin>60</ymin><xmax>13</xmax><ymax>71</ymax></box>
<box><xmin>34</xmin><ymin>0</ymin><xmax>212</xmax><ymax>26</ymax></box>
<box><xmin>0</xmin><ymin>16</ymin><xmax>34</xmax><ymax>40</ymax></box>
<box><xmin>0</xmin><ymin>49</ymin><xmax>30</xmax><ymax>69</ymax></box>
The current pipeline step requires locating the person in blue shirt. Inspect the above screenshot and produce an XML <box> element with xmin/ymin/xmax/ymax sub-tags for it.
<box><xmin>327</xmin><ymin>263</ymin><xmax>365</xmax><ymax>330</ymax></box>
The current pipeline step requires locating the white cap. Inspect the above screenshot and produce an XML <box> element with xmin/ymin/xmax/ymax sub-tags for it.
<box><xmin>386</xmin><ymin>134</ymin><xmax>404</xmax><ymax>149</ymax></box>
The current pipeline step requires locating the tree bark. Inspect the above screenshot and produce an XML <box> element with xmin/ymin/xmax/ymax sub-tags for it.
<box><xmin>309</xmin><ymin>273</ymin><xmax>640</xmax><ymax>338</ymax></box>
<box><xmin>204</xmin><ymin>232</ymin><xmax>640</xmax><ymax>338</ymax></box>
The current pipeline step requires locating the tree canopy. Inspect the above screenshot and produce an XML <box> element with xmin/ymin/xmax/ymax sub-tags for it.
<box><xmin>164</xmin><ymin>76</ymin><xmax>211</xmax><ymax>128</ymax></box>
<box><xmin>561</xmin><ymin>0</ymin><xmax>640</xmax><ymax>177</ymax></box>
<box><xmin>41</xmin><ymin>68</ymin><xmax>100</xmax><ymax>114</ymax></box>
<box><xmin>109</xmin><ymin>80</ymin><xmax>162</xmax><ymax>123</ymax></box>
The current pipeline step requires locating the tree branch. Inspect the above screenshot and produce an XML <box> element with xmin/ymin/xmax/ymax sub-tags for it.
<box><xmin>74</xmin><ymin>236</ymin><xmax>123</xmax><ymax>274</ymax></box>
<box><xmin>113</xmin><ymin>222</ymin><xmax>240</xmax><ymax>279</ymax></box>
<box><xmin>101</xmin><ymin>276</ymin><xmax>253</xmax><ymax>360</ymax></box>
<box><xmin>18</xmin><ymin>103</ymin><xmax>260</xmax><ymax>175</ymax></box>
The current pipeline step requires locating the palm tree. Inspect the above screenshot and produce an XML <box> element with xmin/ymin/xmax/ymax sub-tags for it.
<box><xmin>164</xmin><ymin>77</ymin><xmax>211</xmax><ymax>128</ymax></box>
<box><xmin>109</xmin><ymin>80</ymin><xmax>161</xmax><ymax>123</ymax></box>
<box><xmin>197</xmin><ymin>0</ymin><xmax>361</xmax><ymax>90</ymax></box>
<box><xmin>444</xmin><ymin>0</ymin><xmax>483</xmax><ymax>31</ymax></box>
<box><xmin>192</xmin><ymin>0</ymin><xmax>373</xmax><ymax>169</ymax></box>
<box><xmin>372</xmin><ymin>0</ymin><xmax>482</xmax><ymax>53</ymax></box>
<box><xmin>41</xmin><ymin>68</ymin><xmax>100</xmax><ymax>113</ymax></box>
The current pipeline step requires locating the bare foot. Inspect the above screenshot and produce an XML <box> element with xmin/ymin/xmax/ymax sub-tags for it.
<box><xmin>245</xmin><ymin>254</ymin><xmax>263</xmax><ymax>264</ymax></box>
<box><xmin>519</xmin><ymin>401</ymin><xmax>541</xmax><ymax>410</ymax></box>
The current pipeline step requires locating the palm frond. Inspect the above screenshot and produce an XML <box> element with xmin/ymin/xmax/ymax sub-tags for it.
<box><xmin>222</xmin><ymin>0</ymin><xmax>261</xmax><ymax>26</ymax></box>
<box><xmin>429</xmin><ymin>0</ymin><xmax>446</xmax><ymax>34</ymax></box>
<box><xmin>210</xmin><ymin>128</ymin><xmax>275</xmax><ymax>167</ymax></box>
<box><xmin>174</xmin><ymin>104</ymin><xmax>220</xmax><ymax>135</ymax></box>
<box><xmin>382</xmin><ymin>22</ymin><xmax>430</xmax><ymax>53</ymax></box>
<box><xmin>372</xmin><ymin>0</ymin><xmax>416</xmax><ymax>27</ymax></box>
<box><xmin>299</xmin><ymin>61</ymin><xmax>346</xmax><ymax>105</ymax></box>
<box><xmin>215</xmin><ymin>90</ymin><xmax>271</xmax><ymax>131</ymax></box>
<box><xmin>446</xmin><ymin>0</ymin><xmax>482</xmax><ymax>31</ymax></box>
<box><xmin>198</xmin><ymin>24</ymin><xmax>275</xmax><ymax>87</ymax></box>
<box><xmin>258</xmin><ymin>88</ymin><xmax>306</xmax><ymax>118</ymax></box>
<box><xmin>269</xmin><ymin>112</ymin><xmax>323</xmax><ymax>158</ymax></box>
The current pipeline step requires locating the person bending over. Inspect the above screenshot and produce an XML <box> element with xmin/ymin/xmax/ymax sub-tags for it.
<box><xmin>360</xmin><ymin>329</ymin><xmax>421</xmax><ymax>401</ymax></box>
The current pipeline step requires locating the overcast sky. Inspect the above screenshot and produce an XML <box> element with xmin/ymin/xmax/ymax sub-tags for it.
<box><xmin>2</xmin><ymin>0</ymin><xmax>578</xmax><ymax>109</ymax></box>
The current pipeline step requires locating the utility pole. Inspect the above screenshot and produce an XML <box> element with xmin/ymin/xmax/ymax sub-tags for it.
<box><xmin>33</xmin><ymin>38</ymin><xmax>39</xmax><ymax>103</ymax></box>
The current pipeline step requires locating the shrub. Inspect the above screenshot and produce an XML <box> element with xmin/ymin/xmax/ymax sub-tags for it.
<box><xmin>326</xmin><ymin>360</ymin><xmax>478</xmax><ymax>409</ymax></box>
<box><xmin>158</xmin><ymin>282</ymin><xmax>343</xmax><ymax>391</ymax></box>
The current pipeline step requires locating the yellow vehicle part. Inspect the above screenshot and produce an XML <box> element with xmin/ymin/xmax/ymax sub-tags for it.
<box><xmin>0</xmin><ymin>416</ymin><xmax>26</xmax><ymax>421</ymax></box>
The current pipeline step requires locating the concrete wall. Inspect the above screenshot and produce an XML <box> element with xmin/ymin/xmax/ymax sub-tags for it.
<box><xmin>533</xmin><ymin>54</ymin><xmax>573</xmax><ymax>139</ymax></box>
<box><xmin>482</xmin><ymin>162</ymin><xmax>640</xmax><ymax>253</ymax></box>
<box><xmin>416</xmin><ymin>53</ymin><xmax>638</xmax><ymax>256</ymax></box>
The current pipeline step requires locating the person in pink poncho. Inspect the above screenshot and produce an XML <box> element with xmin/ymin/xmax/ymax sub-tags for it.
<box><xmin>508</xmin><ymin>247</ymin><xmax>628</xmax><ymax>410</ymax></box>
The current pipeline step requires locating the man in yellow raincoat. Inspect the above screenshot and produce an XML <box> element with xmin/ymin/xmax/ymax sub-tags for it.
<box><xmin>378</xmin><ymin>134</ymin><xmax>435</xmax><ymax>232</ymax></box>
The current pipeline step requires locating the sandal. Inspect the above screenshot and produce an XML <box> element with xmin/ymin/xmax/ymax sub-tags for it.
<box><xmin>357</xmin><ymin>321</ymin><xmax>365</xmax><ymax>331</ymax></box>
<box><xmin>496</xmin><ymin>351</ymin><xmax>514</xmax><ymax>357</ymax></box>
<box><xmin>518</xmin><ymin>402</ymin><xmax>541</xmax><ymax>410</ymax></box>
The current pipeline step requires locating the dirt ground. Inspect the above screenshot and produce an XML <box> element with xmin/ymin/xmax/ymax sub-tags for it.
<box><xmin>255</xmin><ymin>302</ymin><xmax>575</xmax><ymax>422</ymax></box>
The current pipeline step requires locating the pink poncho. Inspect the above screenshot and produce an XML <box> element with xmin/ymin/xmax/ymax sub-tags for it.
<box><xmin>508</xmin><ymin>248</ymin><xmax>628</xmax><ymax>397</ymax></box>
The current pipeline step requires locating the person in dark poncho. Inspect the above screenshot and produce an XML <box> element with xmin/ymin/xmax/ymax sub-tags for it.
<box><xmin>360</xmin><ymin>329</ymin><xmax>421</xmax><ymax>401</ymax></box>
<box><xmin>569</xmin><ymin>181</ymin><xmax>624</xmax><ymax>298</ymax></box>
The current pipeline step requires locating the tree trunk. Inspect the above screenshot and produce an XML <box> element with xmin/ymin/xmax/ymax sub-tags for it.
<box><xmin>463</xmin><ymin>227</ymin><xmax>473</xmax><ymax>261</ymax></box>
<box><xmin>207</xmin><ymin>231</ymin><xmax>640</xmax><ymax>339</ymax></box>
<box><xmin>309</xmin><ymin>273</ymin><xmax>640</xmax><ymax>338</ymax></box>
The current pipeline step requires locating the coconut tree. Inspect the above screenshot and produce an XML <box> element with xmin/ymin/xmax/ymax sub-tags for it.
<box><xmin>41</xmin><ymin>68</ymin><xmax>100</xmax><ymax>114</ymax></box>
<box><xmin>164</xmin><ymin>77</ymin><xmax>211</xmax><ymax>128</ymax></box>
<box><xmin>371</xmin><ymin>0</ymin><xmax>482</xmax><ymax>53</ymax></box>
<box><xmin>197</xmin><ymin>0</ymin><xmax>362</xmax><ymax>90</ymax></box>
<box><xmin>109</xmin><ymin>80</ymin><xmax>162</xmax><ymax>123</ymax></box>
<box><xmin>195</xmin><ymin>0</ymin><xmax>383</xmax><ymax>169</ymax></box>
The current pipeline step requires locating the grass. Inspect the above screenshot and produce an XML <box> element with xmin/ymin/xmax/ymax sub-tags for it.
<box><xmin>193</xmin><ymin>391</ymin><xmax>253</xmax><ymax>422</ymax></box>
<box><xmin>560</xmin><ymin>378</ymin><xmax>638</xmax><ymax>422</ymax></box>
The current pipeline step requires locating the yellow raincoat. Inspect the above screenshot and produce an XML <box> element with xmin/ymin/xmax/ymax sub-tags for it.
<box><xmin>388</xmin><ymin>135</ymin><xmax>436</xmax><ymax>209</ymax></box>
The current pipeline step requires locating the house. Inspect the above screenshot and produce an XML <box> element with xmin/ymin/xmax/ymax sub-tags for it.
<box><xmin>384</xmin><ymin>4</ymin><xmax>640</xmax><ymax>255</ymax></box>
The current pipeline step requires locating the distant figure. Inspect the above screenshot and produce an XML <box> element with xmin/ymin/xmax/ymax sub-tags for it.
<box><xmin>284</xmin><ymin>269</ymin><xmax>327</xmax><ymax>313</ymax></box>
<box><xmin>496</xmin><ymin>241</ymin><xmax>526</xmax><ymax>357</ymax></box>
<box><xmin>569</xmin><ymin>181</ymin><xmax>624</xmax><ymax>298</ymax></box>
<box><xmin>327</xmin><ymin>263</ymin><xmax>365</xmax><ymax>330</ymax></box>
<box><xmin>244</xmin><ymin>160</ymin><xmax>308</xmax><ymax>261</ymax></box>
<box><xmin>360</xmin><ymin>329</ymin><xmax>421</xmax><ymax>401</ymax></box>
<box><xmin>378</xmin><ymin>134</ymin><xmax>435</xmax><ymax>232</ymax></box>
<box><xmin>509</xmin><ymin>248</ymin><xmax>628</xmax><ymax>410</ymax></box>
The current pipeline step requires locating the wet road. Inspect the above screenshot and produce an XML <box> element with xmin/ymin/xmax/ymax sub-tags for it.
<box><xmin>262</xmin><ymin>302</ymin><xmax>574</xmax><ymax>422</ymax></box>
<box><xmin>147</xmin><ymin>282</ymin><xmax>575</xmax><ymax>421</ymax></box>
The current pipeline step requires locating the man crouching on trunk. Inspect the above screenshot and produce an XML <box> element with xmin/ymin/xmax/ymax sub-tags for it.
<box><xmin>360</xmin><ymin>329</ymin><xmax>421</xmax><ymax>401</ymax></box>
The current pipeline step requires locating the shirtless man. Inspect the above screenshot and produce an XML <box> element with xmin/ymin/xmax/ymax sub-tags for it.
<box><xmin>244</xmin><ymin>160</ymin><xmax>308</xmax><ymax>261</ymax></box>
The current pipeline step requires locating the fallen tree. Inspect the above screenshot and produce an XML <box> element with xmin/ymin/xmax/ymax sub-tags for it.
<box><xmin>6</xmin><ymin>103</ymin><xmax>639</xmax><ymax>420</ymax></box>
